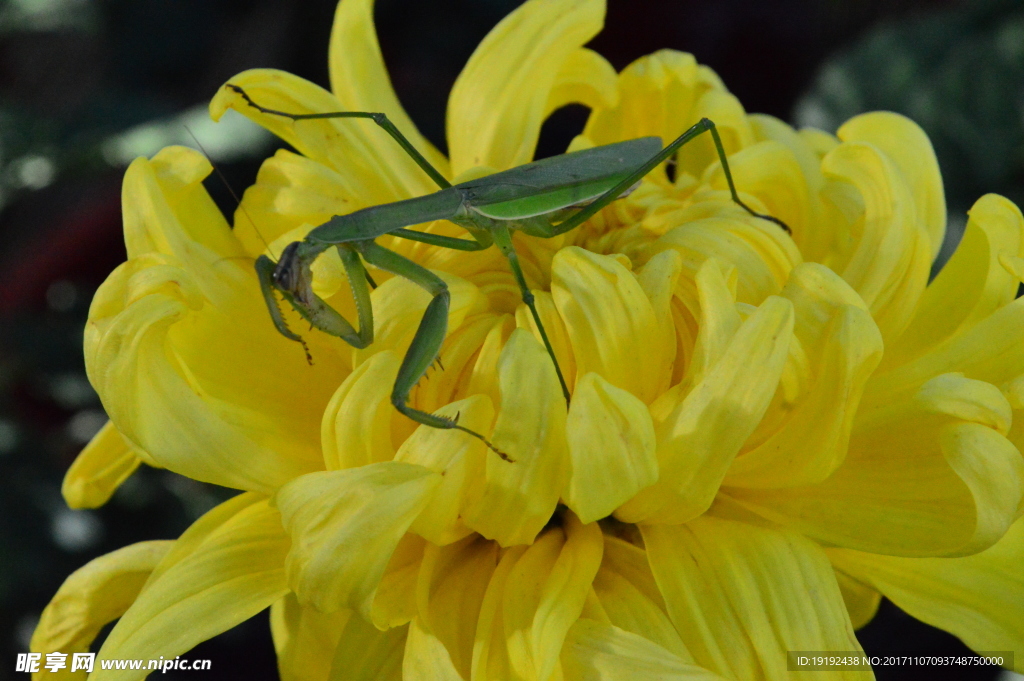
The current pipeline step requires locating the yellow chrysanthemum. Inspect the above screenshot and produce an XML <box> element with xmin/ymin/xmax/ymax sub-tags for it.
<box><xmin>34</xmin><ymin>0</ymin><xmax>1024</xmax><ymax>679</ymax></box>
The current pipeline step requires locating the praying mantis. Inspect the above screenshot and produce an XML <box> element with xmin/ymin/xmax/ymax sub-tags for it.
<box><xmin>228</xmin><ymin>84</ymin><xmax>790</xmax><ymax>459</ymax></box>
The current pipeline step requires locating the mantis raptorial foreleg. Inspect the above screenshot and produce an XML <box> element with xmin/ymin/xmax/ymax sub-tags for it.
<box><xmin>355</xmin><ymin>241</ymin><xmax>511</xmax><ymax>460</ymax></box>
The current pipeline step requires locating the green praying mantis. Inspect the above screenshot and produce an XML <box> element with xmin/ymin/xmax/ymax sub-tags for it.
<box><xmin>227</xmin><ymin>84</ymin><xmax>790</xmax><ymax>460</ymax></box>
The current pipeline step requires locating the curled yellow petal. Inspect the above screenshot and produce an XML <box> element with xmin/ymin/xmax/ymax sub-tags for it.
<box><xmin>565</xmin><ymin>372</ymin><xmax>658</xmax><ymax>523</ymax></box>
<box><xmin>62</xmin><ymin>421</ymin><xmax>143</xmax><ymax>509</ymax></box>
<box><xmin>322</xmin><ymin>351</ymin><xmax>401</xmax><ymax>471</ymax></box>
<box><xmin>730</xmin><ymin>373</ymin><xmax>1024</xmax><ymax>556</ymax></box>
<box><xmin>326</xmin><ymin>611</ymin><xmax>407</xmax><ymax>680</ymax></box>
<box><xmin>274</xmin><ymin>462</ymin><xmax>441</xmax><ymax>621</ymax></box>
<box><xmin>269</xmin><ymin>593</ymin><xmax>349</xmax><ymax>681</ymax></box>
<box><xmin>91</xmin><ymin>497</ymin><xmax>289</xmax><ymax>681</ymax></box>
<box><xmin>882</xmin><ymin>193</ymin><xmax>1024</xmax><ymax>371</ymax></box>
<box><xmin>398</xmin><ymin>395</ymin><xmax>494</xmax><ymax>545</ymax></box>
<box><xmin>32</xmin><ymin>541</ymin><xmax>171</xmax><ymax>666</ymax></box>
<box><xmin>552</xmin><ymin>246</ymin><xmax>667</xmax><ymax>403</ymax></box>
<box><xmin>838</xmin><ymin>111</ymin><xmax>946</xmax><ymax>261</ymax></box>
<box><xmin>447</xmin><ymin>0</ymin><xmax>605</xmax><ymax>174</ymax></box>
<box><xmin>462</xmin><ymin>329</ymin><xmax>569</xmax><ymax>546</ymax></box>
<box><xmin>617</xmin><ymin>296</ymin><xmax>793</xmax><ymax>524</ymax></box>
<box><xmin>403</xmin><ymin>617</ymin><xmax>462</xmax><ymax>681</ymax></box>
<box><xmin>417</xmin><ymin>536</ymin><xmax>500</xmax><ymax>681</ymax></box>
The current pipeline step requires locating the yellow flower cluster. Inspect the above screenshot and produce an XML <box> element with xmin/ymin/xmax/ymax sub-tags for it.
<box><xmin>34</xmin><ymin>0</ymin><xmax>1024</xmax><ymax>678</ymax></box>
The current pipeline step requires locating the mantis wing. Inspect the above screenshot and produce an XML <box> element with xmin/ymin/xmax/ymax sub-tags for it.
<box><xmin>458</xmin><ymin>137</ymin><xmax>663</xmax><ymax>220</ymax></box>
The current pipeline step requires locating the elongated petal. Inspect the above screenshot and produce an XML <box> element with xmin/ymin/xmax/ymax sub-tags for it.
<box><xmin>328</xmin><ymin>0</ymin><xmax>448</xmax><ymax>180</ymax></box>
<box><xmin>821</xmin><ymin>140</ymin><xmax>932</xmax><ymax>342</ymax></box>
<box><xmin>92</xmin><ymin>497</ymin><xmax>289</xmax><ymax>681</ymax></box>
<box><xmin>372</xmin><ymin>534</ymin><xmax>426</xmax><ymax>629</ymax></box>
<box><xmin>462</xmin><ymin>330</ymin><xmax>570</xmax><ymax>546</ymax></box>
<box><xmin>838</xmin><ymin>112</ymin><xmax>946</xmax><ymax>261</ymax></box>
<box><xmin>725</xmin><ymin>264</ymin><xmax>883</xmax><ymax>488</ymax></box>
<box><xmin>322</xmin><ymin>351</ymin><xmax>401</xmax><ymax>470</ymax></box>
<box><xmin>594</xmin><ymin>537</ymin><xmax>693</xmax><ymax>661</ymax></box>
<box><xmin>544</xmin><ymin>48</ymin><xmax>619</xmax><ymax>118</ymax></box>
<box><xmin>617</xmin><ymin>296</ymin><xmax>793</xmax><ymax>524</ymax></box>
<box><xmin>642</xmin><ymin>516</ymin><xmax>869</xmax><ymax>680</ymax></box>
<box><xmin>829</xmin><ymin>516</ymin><xmax>1024</xmax><ymax>671</ymax></box>
<box><xmin>515</xmin><ymin>290</ymin><xmax>577</xmax><ymax>392</ymax></box>
<box><xmin>553</xmin><ymin>247</ymin><xmax>668</xmax><ymax>403</ymax></box>
<box><xmin>730</xmin><ymin>373</ymin><xmax>1024</xmax><ymax>556</ymax></box>
<box><xmin>398</xmin><ymin>395</ymin><xmax>494</xmax><ymax>545</ymax></box>
<box><xmin>327</xmin><ymin>614</ymin><xmax>407</xmax><ymax>681</ymax></box>
<box><xmin>565</xmin><ymin>372</ymin><xmax>657</xmax><ymax>523</ymax></box>
<box><xmin>417</xmin><ymin>536</ymin><xmax>500</xmax><ymax>680</ymax></box>
<box><xmin>62</xmin><ymin>421</ymin><xmax>143</xmax><ymax>509</ymax></box>
<box><xmin>274</xmin><ymin>462</ymin><xmax>441</xmax><ymax>621</ymax></box>
<box><xmin>270</xmin><ymin>594</ymin><xmax>350</xmax><ymax>681</ymax></box>
<box><xmin>471</xmin><ymin>545</ymin><xmax>526</xmax><ymax>681</ymax></box>
<box><xmin>447</xmin><ymin>0</ymin><xmax>604</xmax><ymax>174</ymax></box>
<box><xmin>562</xmin><ymin>619</ymin><xmax>728</xmax><ymax>681</ymax></box>
<box><xmin>833</xmin><ymin>568</ymin><xmax>882</xmax><ymax>630</ymax></box>
<box><xmin>88</xmin><ymin>148</ymin><xmax>341</xmax><ymax>493</ymax></box>
<box><xmin>32</xmin><ymin>541</ymin><xmax>171</xmax><ymax>666</ymax></box>
<box><xmin>403</xmin><ymin>617</ymin><xmax>462</xmax><ymax>681</ymax></box>
<box><xmin>882</xmin><ymin>193</ymin><xmax>1024</xmax><ymax>371</ymax></box>
<box><xmin>212</xmin><ymin>69</ymin><xmax>438</xmax><ymax>205</ymax></box>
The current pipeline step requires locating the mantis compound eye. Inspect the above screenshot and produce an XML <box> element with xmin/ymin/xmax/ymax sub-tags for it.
<box><xmin>272</xmin><ymin>241</ymin><xmax>303</xmax><ymax>292</ymax></box>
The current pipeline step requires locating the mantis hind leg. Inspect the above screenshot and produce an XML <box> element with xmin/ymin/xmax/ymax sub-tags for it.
<box><xmin>357</xmin><ymin>241</ymin><xmax>512</xmax><ymax>462</ymax></box>
<box><xmin>490</xmin><ymin>225</ymin><xmax>572</xmax><ymax>405</ymax></box>
<box><xmin>547</xmin><ymin>118</ymin><xmax>792</xmax><ymax>237</ymax></box>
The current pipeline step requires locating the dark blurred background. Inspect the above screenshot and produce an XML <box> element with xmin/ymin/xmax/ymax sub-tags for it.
<box><xmin>1</xmin><ymin>0</ymin><xmax>1020</xmax><ymax>679</ymax></box>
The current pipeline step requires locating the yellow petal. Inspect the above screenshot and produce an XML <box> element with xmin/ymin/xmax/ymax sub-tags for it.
<box><xmin>212</xmin><ymin>69</ymin><xmax>438</xmax><ymax>204</ymax></box>
<box><xmin>552</xmin><ymin>247</ymin><xmax>667</xmax><ymax>403</ymax></box>
<box><xmin>32</xmin><ymin>541</ymin><xmax>171</xmax><ymax>666</ymax></box>
<box><xmin>642</xmin><ymin>516</ymin><xmax>869</xmax><ymax>680</ymax></box>
<box><xmin>821</xmin><ymin>140</ymin><xmax>933</xmax><ymax>342</ymax></box>
<box><xmin>328</xmin><ymin>0</ymin><xmax>449</xmax><ymax>180</ymax></box>
<box><xmin>562</xmin><ymin>619</ymin><xmax>728</xmax><ymax>681</ymax></box>
<box><xmin>838</xmin><ymin>111</ymin><xmax>947</xmax><ymax>261</ymax></box>
<box><xmin>372</xmin><ymin>533</ymin><xmax>426</xmax><ymax>629</ymax></box>
<box><xmin>89</xmin><ymin>149</ymin><xmax>342</xmax><ymax>493</ymax></box>
<box><xmin>403</xmin><ymin>617</ymin><xmax>462</xmax><ymax>681</ymax></box>
<box><xmin>416</xmin><ymin>313</ymin><xmax>502</xmax><ymax>415</ymax></box>
<box><xmin>593</xmin><ymin>537</ymin><xmax>692</xmax><ymax>661</ymax></box>
<box><xmin>681</xmin><ymin>258</ymin><xmax>741</xmax><ymax>388</ymax></box>
<box><xmin>729</xmin><ymin>373</ymin><xmax>1024</xmax><ymax>556</ymax></box>
<box><xmin>635</xmin><ymin>250</ymin><xmax>683</xmax><ymax>387</ymax></box>
<box><xmin>353</xmin><ymin>270</ymin><xmax>485</xmax><ymax>369</ymax></box>
<box><xmin>829</xmin><ymin>515</ymin><xmax>1024</xmax><ymax>671</ymax></box>
<box><xmin>397</xmin><ymin>395</ymin><xmax>494</xmax><ymax>544</ymax></box>
<box><xmin>565</xmin><ymin>372</ymin><xmax>657</xmax><ymax>523</ymax></box>
<box><xmin>516</xmin><ymin>290</ymin><xmax>578</xmax><ymax>392</ymax></box>
<box><xmin>544</xmin><ymin>48</ymin><xmax>619</xmax><ymax>118</ymax></box>
<box><xmin>882</xmin><ymin>193</ymin><xmax>1024</xmax><ymax>370</ymax></box>
<box><xmin>322</xmin><ymin>351</ymin><xmax>401</xmax><ymax>470</ymax></box>
<box><xmin>651</xmin><ymin>216</ymin><xmax>800</xmax><ymax>309</ymax></box>
<box><xmin>269</xmin><ymin>593</ymin><xmax>350</xmax><ymax>681</ymax></box>
<box><xmin>447</xmin><ymin>0</ymin><xmax>604</xmax><ymax>174</ymax></box>
<box><xmin>417</xmin><ymin>535</ymin><xmax>500</xmax><ymax>681</ymax></box>
<box><xmin>91</xmin><ymin>497</ymin><xmax>289</xmax><ymax>681</ymax></box>
<box><xmin>521</xmin><ymin>513</ymin><xmax>603</xmax><ymax>681</ymax></box>
<box><xmin>327</xmin><ymin>613</ymin><xmax>407</xmax><ymax>681</ymax></box>
<box><xmin>274</xmin><ymin>462</ymin><xmax>441</xmax><ymax>621</ymax></box>
<box><xmin>471</xmin><ymin>544</ymin><xmax>525</xmax><ymax>681</ymax></box>
<box><xmin>832</xmin><ymin>568</ymin><xmax>882</xmax><ymax>630</ymax></box>
<box><xmin>62</xmin><ymin>421</ymin><xmax>143</xmax><ymax>509</ymax></box>
<box><xmin>233</xmin><ymin>149</ymin><xmax>356</xmax><ymax>259</ymax></box>
<box><xmin>725</xmin><ymin>264</ymin><xmax>883</xmax><ymax>488</ymax></box>
<box><xmin>462</xmin><ymin>329</ymin><xmax>570</xmax><ymax>546</ymax></box>
<box><xmin>617</xmin><ymin>296</ymin><xmax>793</xmax><ymax>524</ymax></box>
<box><xmin>495</xmin><ymin>514</ymin><xmax>603</xmax><ymax>681</ymax></box>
